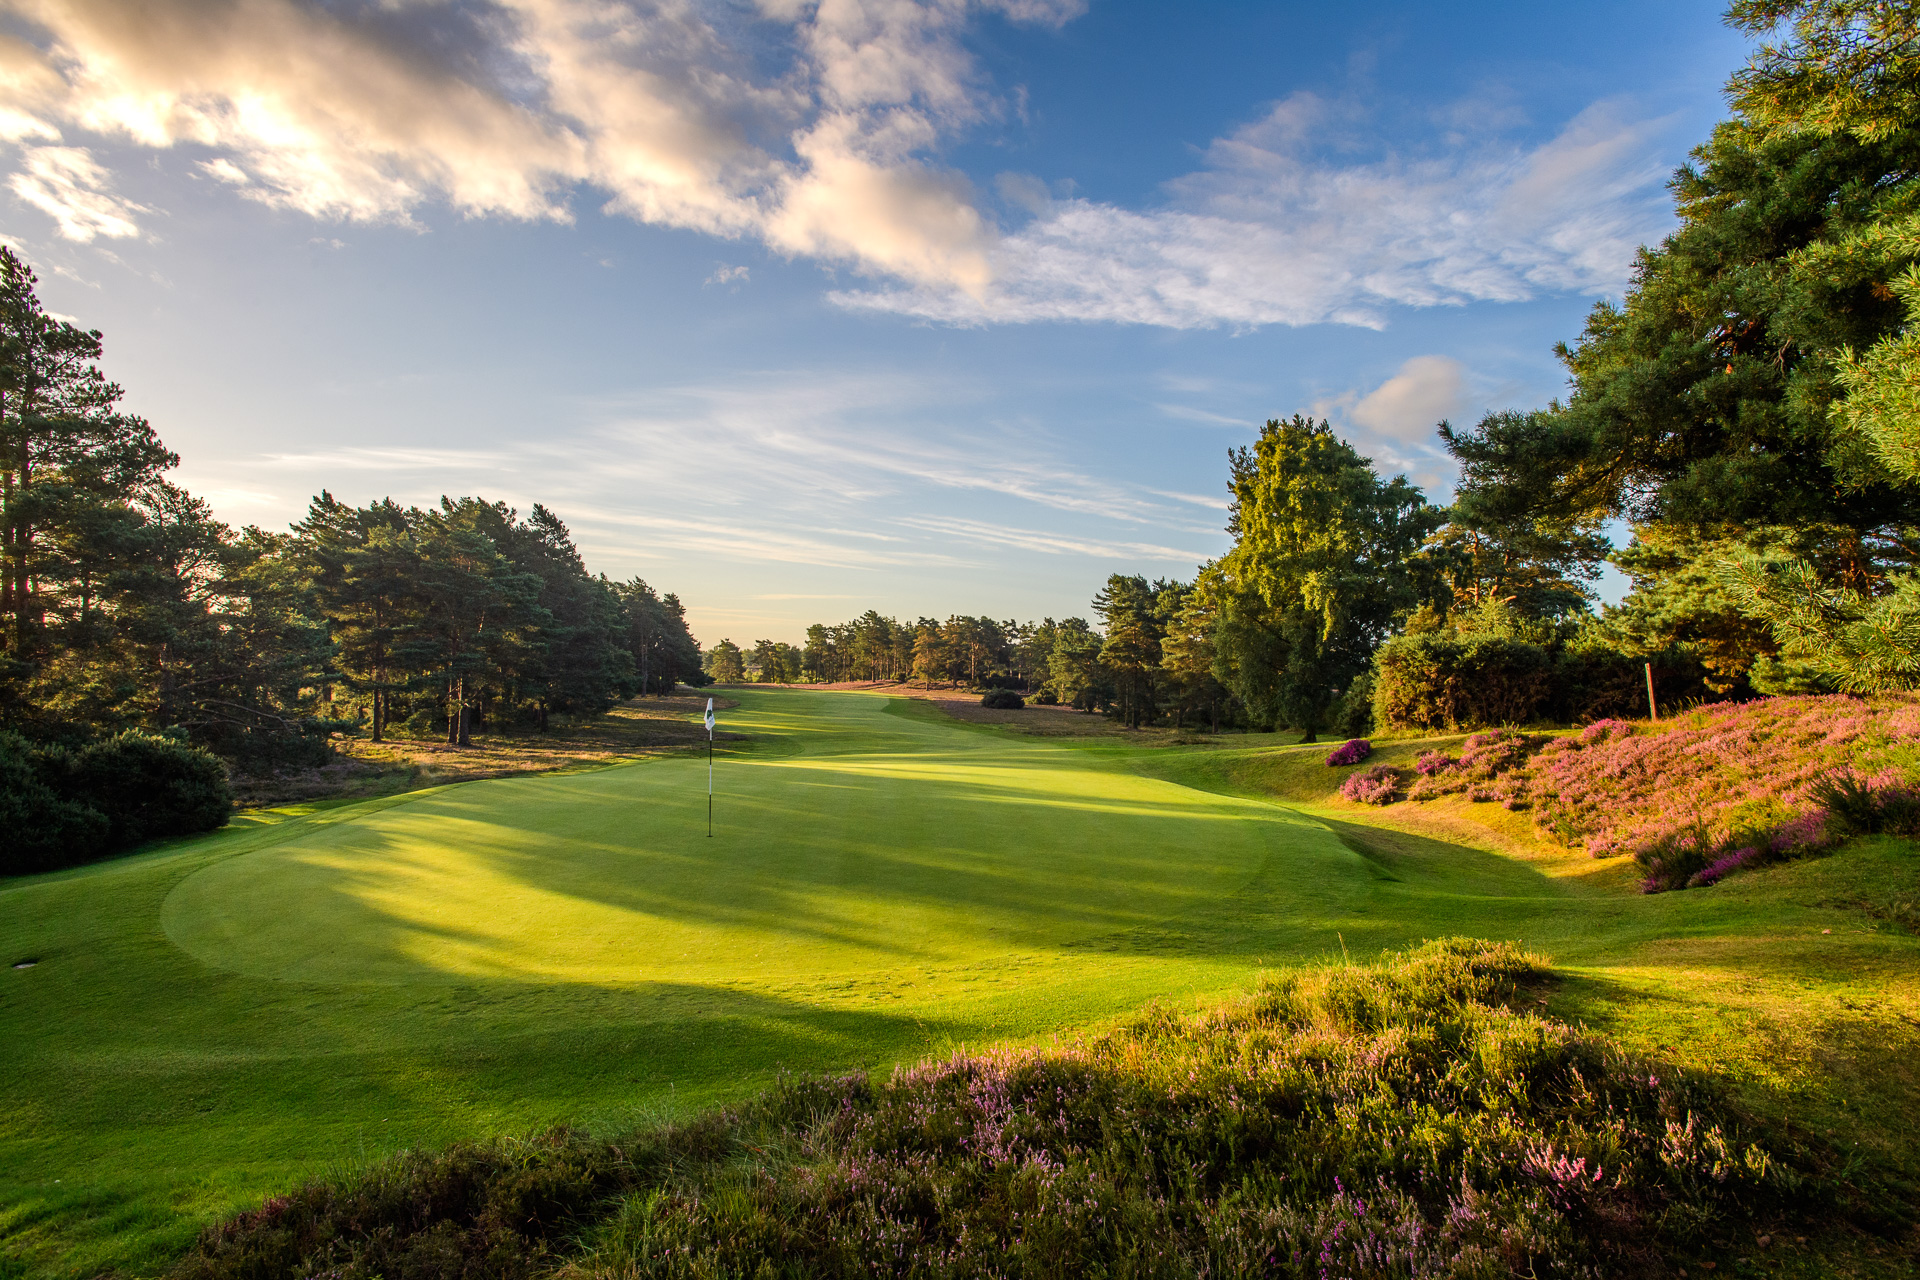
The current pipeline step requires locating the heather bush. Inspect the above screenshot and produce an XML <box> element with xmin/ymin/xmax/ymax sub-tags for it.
<box><xmin>176</xmin><ymin>941</ymin><xmax>1840</xmax><ymax>1280</ymax></box>
<box><xmin>980</xmin><ymin>688</ymin><xmax>1026</xmax><ymax>710</ymax></box>
<box><xmin>1339</xmin><ymin>763</ymin><xmax>1401</xmax><ymax>804</ymax></box>
<box><xmin>1393</xmin><ymin>696</ymin><xmax>1920</xmax><ymax>892</ymax></box>
<box><xmin>1324</xmin><ymin>738</ymin><xmax>1371</xmax><ymax>767</ymax></box>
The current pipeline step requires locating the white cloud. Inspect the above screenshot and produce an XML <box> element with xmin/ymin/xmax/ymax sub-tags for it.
<box><xmin>6</xmin><ymin>145</ymin><xmax>144</xmax><ymax>240</ymax></box>
<box><xmin>1349</xmin><ymin>355</ymin><xmax>1467</xmax><ymax>441</ymax></box>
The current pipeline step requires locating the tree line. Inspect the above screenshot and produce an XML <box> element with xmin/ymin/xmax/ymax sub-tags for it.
<box><xmin>0</xmin><ymin>245</ymin><xmax>703</xmax><ymax>784</ymax></box>
<box><xmin>706</xmin><ymin>614</ymin><xmax>1053</xmax><ymax>689</ymax></box>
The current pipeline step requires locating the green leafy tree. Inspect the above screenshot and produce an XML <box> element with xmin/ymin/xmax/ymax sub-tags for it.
<box><xmin>1216</xmin><ymin>416</ymin><xmax>1445</xmax><ymax>741</ymax></box>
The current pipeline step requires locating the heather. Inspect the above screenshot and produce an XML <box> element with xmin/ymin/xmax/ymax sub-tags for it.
<box><xmin>171</xmin><ymin>941</ymin><xmax>1851</xmax><ymax>1280</ymax></box>
<box><xmin>1325</xmin><ymin>738</ymin><xmax>1371</xmax><ymax>766</ymax></box>
<box><xmin>1359</xmin><ymin>695</ymin><xmax>1920</xmax><ymax>892</ymax></box>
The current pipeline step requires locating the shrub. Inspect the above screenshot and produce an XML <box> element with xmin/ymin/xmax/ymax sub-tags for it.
<box><xmin>1324</xmin><ymin>738</ymin><xmax>1371</xmax><ymax>766</ymax></box>
<box><xmin>1331</xmin><ymin>671</ymin><xmax>1374</xmax><ymax>737</ymax></box>
<box><xmin>980</xmin><ymin>689</ymin><xmax>1025</xmax><ymax>709</ymax></box>
<box><xmin>1811</xmin><ymin>767</ymin><xmax>1920</xmax><ymax>836</ymax></box>
<box><xmin>0</xmin><ymin>730</ymin><xmax>230</xmax><ymax>876</ymax></box>
<box><xmin>69</xmin><ymin>732</ymin><xmax>232</xmax><ymax>848</ymax></box>
<box><xmin>0</xmin><ymin>734</ymin><xmax>110</xmax><ymax>875</ymax></box>
<box><xmin>1393</xmin><ymin>696</ymin><xmax>1920</xmax><ymax>891</ymax></box>
<box><xmin>1371</xmin><ymin>634</ymin><xmax>1550</xmax><ymax>730</ymax></box>
<box><xmin>1339</xmin><ymin>763</ymin><xmax>1401</xmax><ymax>804</ymax></box>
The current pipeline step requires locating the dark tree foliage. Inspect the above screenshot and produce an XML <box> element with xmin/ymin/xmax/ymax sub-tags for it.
<box><xmin>1439</xmin><ymin>114</ymin><xmax>1920</xmax><ymax>537</ymax></box>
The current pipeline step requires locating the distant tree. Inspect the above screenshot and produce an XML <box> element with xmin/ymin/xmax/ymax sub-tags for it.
<box><xmin>1160</xmin><ymin>579</ymin><xmax>1232</xmax><ymax>731</ymax></box>
<box><xmin>708</xmin><ymin>638</ymin><xmax>745</xmax><ymax>684</ymax></box>
<box><xmin>912</xmin><ymin>622</ymin><xmax>944</xmax><ymax>688</ymax></box>
<box><xmin>1047</xmin><ymin>617</ymin><xmax>1109</xmax><ymax>711</ymax></box>
<box><xmin>1094</xmin><ymin>575</ymin><xmax>1169</xmax><ymax>729</ymax></box>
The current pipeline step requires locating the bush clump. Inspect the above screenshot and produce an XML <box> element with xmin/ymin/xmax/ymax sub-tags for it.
<box><xmin>1339</xmin><ymin>763</ymin><xmax>1401</xmax><ymax>805</ymax></box>
<box><xmin>0</xmin><ymin>730</ymin><xmax>231</xmax><ymax>876</ymax></box>
<box><xmin>176</xmin><ymin>941</ymin><xmax>1856</xmax><ymax>1280</ymax></box>
<box><xmin>980</xmin><ymin>688</ymin><xmax>1025</xmax><ymax>709</ymax></box>
<box><xmin>1324</xmin><ymin>738</ymin><xmax>1371</xmax><ymax>766</ymax></box>
<box><xmin>1372</xmin><ymin>634</ymin><xmax>1551</xmax><ymax>730</ymax></box>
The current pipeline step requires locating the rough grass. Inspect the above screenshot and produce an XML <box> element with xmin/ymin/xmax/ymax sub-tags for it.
<box><xmin>231</xmin><ymin>695</ymin><xmax>742</xmax><ymax>808</ymax></box>
<box><xmin>169</xmin><ymin>942</ymin><xmax>1901</xmax><ymax>1280</ymax></box>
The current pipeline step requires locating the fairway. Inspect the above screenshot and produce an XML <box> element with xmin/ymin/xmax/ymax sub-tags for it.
<box><xmin>5</xmin><ymin>690</ymin><xmax>1917</xmax><ymax>1278</ymax></box>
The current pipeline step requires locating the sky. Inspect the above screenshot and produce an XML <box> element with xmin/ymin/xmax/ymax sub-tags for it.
<box><xmin>0</xmin><ymin>0</ymin><xmax>1753</xmax><ymax>645</ymax></box>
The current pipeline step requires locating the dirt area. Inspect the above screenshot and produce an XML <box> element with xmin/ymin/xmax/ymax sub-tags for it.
<box><xmin>229</xmin><ymin>692</ymin><xmax>741</xmax><ymax>809</ymax></box>
<box><xmin>724</xmin><ymin>680</ymin><xmax>1245</xmax><ymax>744</ymax></box>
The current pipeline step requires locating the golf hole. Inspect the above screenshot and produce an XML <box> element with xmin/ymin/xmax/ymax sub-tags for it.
<box><xmin>12</xmin><ymin>959</ymin><xmax>39</xmax><ymax>970</ymax></box>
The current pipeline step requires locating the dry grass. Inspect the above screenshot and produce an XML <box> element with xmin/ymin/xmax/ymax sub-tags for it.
<box><xmin>230</xmin><ymin>692</ymin><xmax>740</xmax><ymax>808</ymax></box>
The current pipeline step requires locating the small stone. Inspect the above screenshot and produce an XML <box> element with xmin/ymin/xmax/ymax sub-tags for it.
<box><xmin>1757</xmin><ymin>1235</ymin><xmax>1770</xmax><ymax>1247</ymax></box>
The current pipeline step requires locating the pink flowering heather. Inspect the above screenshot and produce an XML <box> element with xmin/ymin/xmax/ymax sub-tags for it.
<box><xmin>1393</xmin><ymin>695</ymin><xmax>1920</xmax><ymax>892</ymax></box>
<box><xmin>1340</xmin><ymin>764</ymin><xmax>1401</xmax><ymax>805</ymax></box>
<box><xmin>1325</xmin><ymin>738</ymin><xmax>1372</xmax><ymax>767</ymax></box>
<box><xmin>1528</xmin><ymin>696</ymin><xmax>1920</xmax><ymax>862</ymax></box>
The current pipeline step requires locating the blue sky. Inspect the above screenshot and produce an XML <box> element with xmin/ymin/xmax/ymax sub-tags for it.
<box><xmin>0</xmin><ymin>0</ymin><xmax>1750</xmax><ymax>644</ymax></box>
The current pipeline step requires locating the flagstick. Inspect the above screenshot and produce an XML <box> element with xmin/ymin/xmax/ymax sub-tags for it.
<box><xmin>707</xmin><ymin>726</ymin><xmax>714</xmax><ymax>837</ymax></box>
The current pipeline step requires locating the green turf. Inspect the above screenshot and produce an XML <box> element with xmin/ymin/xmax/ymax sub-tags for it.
<box><xmin>2</xmin><ymin>690</ymin><xmax>1917</xmax><ymax>1277</ymax></box>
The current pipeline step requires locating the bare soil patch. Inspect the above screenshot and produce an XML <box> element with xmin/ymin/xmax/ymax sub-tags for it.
<box><xmin>230</xmin><ymin>691</ymin><xmax>740</xmax><ymax>809</ymax></box>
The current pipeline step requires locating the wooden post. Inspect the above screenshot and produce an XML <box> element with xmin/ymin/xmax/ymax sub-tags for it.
<box><xmin>1644</xmin><ymin>661</ymin><xmax>1658</xmax><ymax>722</ymax></box>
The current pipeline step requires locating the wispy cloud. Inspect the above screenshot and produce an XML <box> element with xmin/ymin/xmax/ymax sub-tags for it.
<box><xmin>837</xmin><ymin>97</ymin><xmax>1676</xmax><ymax>327</ymax></box>
<box><xmin>896</xmin><ymin>514</ymin><xmax>1212</xmax><ymax>563</ymax></box>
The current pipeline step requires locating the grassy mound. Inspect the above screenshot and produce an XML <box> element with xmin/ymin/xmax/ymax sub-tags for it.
<box><xmin>172</xmin><ymin>942</ymin><xmax>1886</xmax><ymax>1280</ymax></box>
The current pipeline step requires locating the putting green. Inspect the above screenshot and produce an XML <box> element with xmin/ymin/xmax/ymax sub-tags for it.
<box><xmin>162</xmin><ymin>693</ymin><xmax>1333</xmax><ymax>987</ymax></box>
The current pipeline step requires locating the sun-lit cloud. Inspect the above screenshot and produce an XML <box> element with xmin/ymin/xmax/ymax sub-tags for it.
<box><xmin>0</xmin><ymin>0</ymin><xmax>1035</xmax><ymax>289</ymax></box>
<box><xmin>1348</xmin><ymin>355</ymin><xmax>1468</xmax><ymax>441</ymax></box>
<box><xmin>840</xmin><ymin>96</ymin><xmax>1675</xmax><ymax>327</ymax></box>
<box><xmin>0</xmin><ymin>1</ymin><xmax>1674</xmax><ymax>328</ymax></box>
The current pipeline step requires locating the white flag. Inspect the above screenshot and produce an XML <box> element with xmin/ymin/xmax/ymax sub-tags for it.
<box><xmin>704</xmin><ymin>698</ymin><xmax>715</xmax><ymax>732</ymax></box>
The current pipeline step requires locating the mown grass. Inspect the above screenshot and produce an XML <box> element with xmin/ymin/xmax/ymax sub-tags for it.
<box><xmin>2</xmin><ymin>691</ymin><xmax>1917</xmax><ymax>1276</ymax></box>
